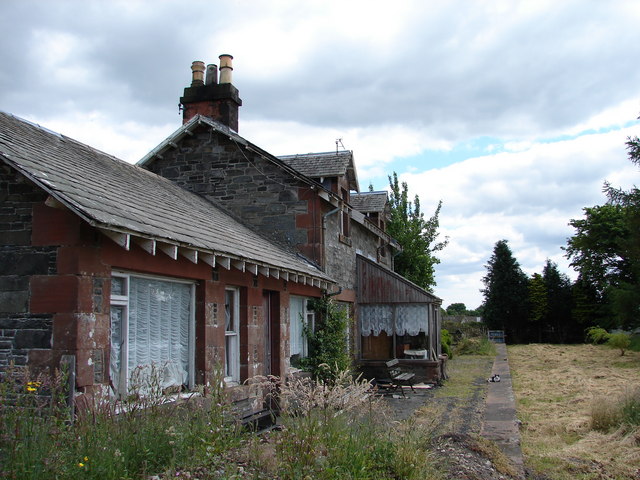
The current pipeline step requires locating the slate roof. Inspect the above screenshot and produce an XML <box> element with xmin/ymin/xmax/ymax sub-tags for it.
<box><xmin>278</xmin><ymin>151</ymin><xmax>359</xmax><ymax>192</ymax></box>
<box><xmin>350</xmin><ymin>191</ymin><xmax>388</xmax><ymax>214</ymax></box>
<box><xmin>0</xmin><ymin>112</ymin><xmax>333</xmax><ymax>283</ymax></box>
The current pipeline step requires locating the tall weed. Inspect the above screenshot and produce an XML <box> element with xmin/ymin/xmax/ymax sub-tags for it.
<box><xmin>591</xmin><ymin>387</ymin><xmax>640</xmax><ymax>432</ymax></box>
<box><xmin>0</xmin><ymin>362</ymin><xmax>240</xmax><ymax>479</ymax></box>
<box><xmin>259</xmin><ymin>370</ymin><xmax>438</xmax><ymax>479</ymax></box>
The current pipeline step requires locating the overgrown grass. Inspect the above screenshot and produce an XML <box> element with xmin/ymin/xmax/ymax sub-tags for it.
<box><xmin>453</xmin><ymin>336</ymin><xmax>496</xmax><ymax>356</ymax></box>
<box><xmin>591</xmin><ymin>387</ymin><xmax>640</xmax><ymax>432</ymax></box>
<box><xmin>509</xmin><ymin>344</ymin><xmax>640</xmax><ymax>480</ymax></box>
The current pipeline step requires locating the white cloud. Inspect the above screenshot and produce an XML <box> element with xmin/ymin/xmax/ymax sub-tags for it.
<box><xmin>409</xmin><ymin>126</ymin><xmax>639</xmax><ymax>308</ymax></box>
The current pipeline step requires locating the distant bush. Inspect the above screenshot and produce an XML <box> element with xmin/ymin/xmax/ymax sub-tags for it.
<box><xmin>442</xmin><ymin>320</ymin><xmax>486</xmax><ymax>341</ymax></box>
<box><xmin>454</xmin><ymin>337</ymin><xmax>496</xmax><ymax>356</ymax></box>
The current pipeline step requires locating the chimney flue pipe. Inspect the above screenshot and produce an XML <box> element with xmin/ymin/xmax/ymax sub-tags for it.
<box><xmin>190</xmin><ymin>61</ymin><xmax>205</xmax><ymax>86</ymax></box>
<box><xmin>218</xmin><ymin>54</ymin><xmax>233</xmax><ymax>84</ymax></box>
<box><xmin>205</xmin><ymin>64</ymin><xmax>218</xmax><ymax>85</ymax></box>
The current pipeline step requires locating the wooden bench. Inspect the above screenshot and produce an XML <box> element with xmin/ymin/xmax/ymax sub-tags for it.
<box><xmin>383</xmin><ymin>359</ymin><xmax>416</xmax><ymax>396</ymax></box>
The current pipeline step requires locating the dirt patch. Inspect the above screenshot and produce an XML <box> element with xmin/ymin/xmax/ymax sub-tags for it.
<box><xmin>431</xmin><ymin>433</ymin><xmax>521</xmax><ymax>480</ymax></box>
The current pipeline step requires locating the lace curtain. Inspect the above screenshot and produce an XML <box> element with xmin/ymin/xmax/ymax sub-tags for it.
<box><xmin>360</xmin><ymin>304</ymin><xmax>429</xmax><ymax>337</ymax></box>
<box><xmin>128</xmin><ymin>278</ymin><xmax>191</xmax><ymax>389</ymax></box>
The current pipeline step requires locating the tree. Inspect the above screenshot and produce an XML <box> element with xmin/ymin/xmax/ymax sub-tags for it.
<box><xmin>445</xmin><ymin>303</ymin><xmax>467</xmax><ymax>315</ymax></box>
<box><xmin>387</xmin><ymin>172</ymin><xmax>448</xmax><ymax>290</ymax></box>
<box><xmin>481</xmin><ymin>240</ymin><xmax>529</xmax><ymax>343</ymax></box>
<box><xmin>528</xmin><ymin>273</ymin><xmax>547</xmax><ymax>342</ymax></box>
<box><xmin>542</xmin><ymin>260</ymin><xmax>576</xmax><ymax>342</ymax></box>
<box><xmin>565</xmin><ymin>201</ymin><xmax>638</xmax><ymax>330</ymax></box>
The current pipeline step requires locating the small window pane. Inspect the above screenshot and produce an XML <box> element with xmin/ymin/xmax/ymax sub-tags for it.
<box><xmin>112</xmin><ymin>277</ymin><xmax>126</xmax><ymax>297</ymax></box>
<box><xmin>225</xmin><ymin>290</ymin><xmax>235</xmax><ymax>332</ymax></box>
<box><xmin>110</xmin><ymin>305</ymin><xmax>124</xmax><ymax>391</ymax></box>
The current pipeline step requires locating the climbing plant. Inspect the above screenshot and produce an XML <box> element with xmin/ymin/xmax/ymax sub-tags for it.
<box><xmin>301</xmin><ymin>296</ymin><xmax>351</xmax><ymax>383</ymax></box>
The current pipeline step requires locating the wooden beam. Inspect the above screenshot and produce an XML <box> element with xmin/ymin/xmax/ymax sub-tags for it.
<box><xmin>200</xmin><ymin>253</ymin><xmax>215</xmax><ymax>267</ymax></box>
<box><xmin>271</xmin><ymin>269</ymin><xmax>280</xmax><ymax>279</ymax></box>
<box><xmin>179</xmin><ymin>248</ymin><xmax>198</xmax><ymax>264</ymax></box>
<box><xmin>101</xmin><ymin>230</ymin><xmax>130</xmax><ymax>251</ymax></box>
<box><xmin>259</xmin><ymin>266</ymin><xmax>270</xmax><ymax>277</ymax></box>
<box><xmin>158</xmin><ymin>242</ymin><xmax>178</xmax><ymax>260</ymax></box>
<box><xmin>232</xmin><ymin>260</ymin><xmax>245</xmax><ymax>272</ymax></box>
<box><xmin>247</xmin><ymin>263</ymin><xmax>258</xmax><ymax>275</ymax></box>
<box><xmin>133</xmin><ymin>237</ymin><xmax>156</xmax><ymax>255</ymax></box>
<box><xmin>217</xmin><ymin>256</ymin><xmax>231</xmax><ymax>270</ymax></box>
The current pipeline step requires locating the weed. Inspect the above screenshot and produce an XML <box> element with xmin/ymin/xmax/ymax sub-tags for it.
<box><xmin>453</xmin><ymin>337</ymin><xmax>496</xmax><ymax>356</ymax></box>
<box><xmin>0</xmin><ymin>362</ymin><xmax>240</xmax><ymax>480</ymax></box>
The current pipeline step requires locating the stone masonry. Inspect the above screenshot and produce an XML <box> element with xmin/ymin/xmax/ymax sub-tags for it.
<box><xmin>0</xmin><ymin>165</ymin><xmax>56</xmax><ymax>369</ymax></box>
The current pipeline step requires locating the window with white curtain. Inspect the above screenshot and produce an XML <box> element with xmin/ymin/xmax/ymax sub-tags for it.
<box><xmin>224</xmin><ymin>287</ymin><xmax>240</xmax><ymax>383</ymax></box>
<box><xmin>289</xmin><ymin>296</ymin><xmax>315</xmax><ymax>362</ymax></box>
<box><xmin>110</xmin><ymin>273</ymin><xmax>195</xmax><ymax>396</ymax></box>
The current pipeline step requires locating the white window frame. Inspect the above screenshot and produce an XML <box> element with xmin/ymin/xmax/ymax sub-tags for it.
<box><xmin>224</xmin><ymin>287</ymin><xmax>240</xmax><ymax>384</ymax></box>
<box><xmin>290</xmin><ymin>296</ymin><xmax>316</xmax><ymax>360</ymax></box>
<box><xmin>110</xmin><ymin>272</ymin><xmax>196</xmax><ymax>396</ymax></box>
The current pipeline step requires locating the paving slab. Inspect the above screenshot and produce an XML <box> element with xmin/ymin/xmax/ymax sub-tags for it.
<box><xmin>480</xmin><ymin>343</ymin><xmax>525</xmax><ymax>479</ymax></box>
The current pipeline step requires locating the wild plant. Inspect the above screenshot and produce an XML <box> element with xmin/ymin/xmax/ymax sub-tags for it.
<box><xmin>0</xmin><ymin>361</ymin><xmax>241</xmax><ymax>479</ymax></box>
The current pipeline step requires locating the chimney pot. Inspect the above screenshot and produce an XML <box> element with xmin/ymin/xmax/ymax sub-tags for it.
<box><xmin>205</xmin><ymin>64</ymin><xmax>218</xmax><ymax>85</ymax></box>
<box><xmin>191</xmin><ymin>61</ymin><xmax>205</xmax><ymax>86</ymax></box>
<box><xmin>218</xmin><ymin>54</ymin><xmax>233</xmax><ymax>84</ymax></box>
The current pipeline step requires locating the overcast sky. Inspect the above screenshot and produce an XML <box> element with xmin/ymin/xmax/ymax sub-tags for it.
<box><xmin>2</xmin><ymin>0</ymin><xmax>639</xmax><ymax>309</ymax></box>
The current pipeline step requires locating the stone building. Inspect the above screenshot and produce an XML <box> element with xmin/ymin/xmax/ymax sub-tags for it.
<box><xmin>141</xmin><ymin>56</ymin><xmax>444</xmax><ymax>382</ymax></box>
<box><xmin>0</xmin><ymin>54</ymin><xmax>445</xmax><ymax>410</ymax></box>
<box><xmin>0</xmin><ymin>111</ymin><xmax>330</xmax><ymax>409</ymax></box>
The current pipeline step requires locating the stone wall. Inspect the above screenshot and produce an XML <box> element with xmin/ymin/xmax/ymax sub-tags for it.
<box><xmin>324</xmin><ymin>211</ymin><xmax>391</xmax><ymax>290</ymax></box>
<box><xmin>0</xmin><ymin>166</ymin><xmax>56</xmax><ymax>370</ymax></box>
<box><xmin>144</xmin><ymin>128</ymin><xmax>319</xmax><ymax>262</ymax></box>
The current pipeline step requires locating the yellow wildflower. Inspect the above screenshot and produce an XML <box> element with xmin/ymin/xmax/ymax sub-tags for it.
<box><xmin>78</xmin><ymin>462</ymin><xmax>84</xmax><ymax>468</ymax></box>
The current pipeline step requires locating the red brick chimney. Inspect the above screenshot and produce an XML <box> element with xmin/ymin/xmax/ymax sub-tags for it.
<box><xmin>180</xmin><ymin>54</ymin><xmax>242</xmax><ymax>131</ymax></box>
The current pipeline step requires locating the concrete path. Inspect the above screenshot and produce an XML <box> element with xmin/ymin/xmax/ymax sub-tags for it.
<box><xmin>480</xmin><ymin>343</ymin><xmax>525</xmax><ymax>479</ymax></box>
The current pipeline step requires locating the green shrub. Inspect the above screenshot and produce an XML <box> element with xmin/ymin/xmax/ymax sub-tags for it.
<box><xmin>586</xmin><ymin>327</ymin><xmax>631</xmax><ymax>355</ymax></box>
<box><xmin>607</xmin><ymin>332</ymin><xmax>631</xmax><ymax>356</ymax></box>
<box><xmin>441</xmin><ymin>329</ymin><xmax>453</xmax><ymax>359</ymax></box>
<box><xmin>586</xmin><ymin>326</ymin><xmax>611</xmax><ymax>344</ymax></box>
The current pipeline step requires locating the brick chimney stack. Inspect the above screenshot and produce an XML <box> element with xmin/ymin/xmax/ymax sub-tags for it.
<box><xmin>180</xmin><ymin>54</ymin><xmax>242</xmax><ymax>131</ymax></box>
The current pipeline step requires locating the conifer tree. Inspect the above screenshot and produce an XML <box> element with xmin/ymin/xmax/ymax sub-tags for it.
<box><xmin>481</xmin><ymin>240</ymin><xmax>529</xmax><ymax>343</ymax></box>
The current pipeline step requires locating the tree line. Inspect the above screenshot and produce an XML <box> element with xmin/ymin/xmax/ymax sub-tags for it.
<box><xmin>482</xmin><ymin>125</ymin><xmax>640</xmax><ymax>344</ymax></box>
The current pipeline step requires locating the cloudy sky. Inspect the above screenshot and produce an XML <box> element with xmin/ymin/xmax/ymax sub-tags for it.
<box><xmin>2</xmin><ymin>0</ymin><xmax>639</xmax><ymax>309</ymax></box>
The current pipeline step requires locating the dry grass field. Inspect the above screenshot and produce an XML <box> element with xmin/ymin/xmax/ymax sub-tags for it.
<box><xmin>509</xmin><ymin>344</ymin><xmax>640</xmax><ymax>479</ymax></box>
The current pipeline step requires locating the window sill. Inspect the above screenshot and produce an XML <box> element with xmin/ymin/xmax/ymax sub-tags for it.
<box><xmin>338</xmin><ymin>234</ymin><xmax>352</xmax><ymax>246</ymax></box>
